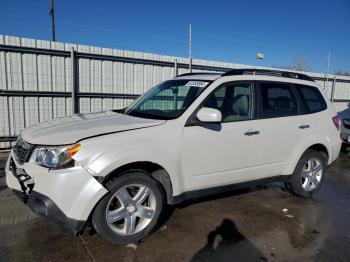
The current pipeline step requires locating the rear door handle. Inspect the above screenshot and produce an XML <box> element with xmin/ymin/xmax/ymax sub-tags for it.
<box><xmin>299</xmin><ymin>124</ymin><xmax>310</xmax><ymax>129</ymax></box>
<box><xmin>244</xmin><ymin>130</ymin><xmax>260</xmax><ymax>136</ymax></box>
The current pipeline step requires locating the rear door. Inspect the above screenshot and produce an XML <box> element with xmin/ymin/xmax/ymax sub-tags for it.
<box><xmin>257</xmin><ymin>81</ymin><xmax>313</xmax><ymax>176</ymax></box>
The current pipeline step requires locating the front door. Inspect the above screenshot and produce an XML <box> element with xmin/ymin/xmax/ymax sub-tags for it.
<box><xmin>180</xmin><ymin>82</ymin><xmax>262</xmax><ymax>191</ymax></box>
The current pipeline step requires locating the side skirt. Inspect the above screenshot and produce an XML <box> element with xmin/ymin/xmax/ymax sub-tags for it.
<box><xmin>168</xmin><ymin>175</ymin><xmax>291</xmax><ymax>205</ymax></box>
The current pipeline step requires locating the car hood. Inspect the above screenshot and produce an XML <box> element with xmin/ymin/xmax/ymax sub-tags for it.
<box><xmin>21</xmin><ymin>111</ymin><xmax>165</xmax><ymax>145</ymax></box>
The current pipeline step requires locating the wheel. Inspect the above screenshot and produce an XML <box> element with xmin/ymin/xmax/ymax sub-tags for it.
<box><xmin>285</xmin><ymin>150</ymin><xmax>327</xmax><ymax>198</ymax></box>
<box><xmin>92</xmin><ymin>170</ymin><xmax>165</xmax><ymax>244</ymax></box>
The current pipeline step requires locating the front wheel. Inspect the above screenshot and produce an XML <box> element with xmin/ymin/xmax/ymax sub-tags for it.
<box><xmin>92</xmin><ymin>171</ymin><xmax>165</xmax><ymax>244</ymax></box>
<box><xmin>285</xmin><ymin>150</ymin><xmax>327</xmax><ymax>198</ymax></box>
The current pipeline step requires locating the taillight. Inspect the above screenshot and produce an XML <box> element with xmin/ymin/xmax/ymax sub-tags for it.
<box><xmin>332</xmin><ymin>115</ymin><xmax>341</xmax><ymax>130</ymax></box>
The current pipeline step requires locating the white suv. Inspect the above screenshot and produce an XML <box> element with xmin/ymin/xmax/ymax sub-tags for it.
<box><xmin>5</xmin><ymin>69</ymin><xmax>341</xmax><ymax>244</ymax></box>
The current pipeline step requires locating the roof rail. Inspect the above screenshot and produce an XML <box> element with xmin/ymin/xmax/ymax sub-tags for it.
<box><xmin>221</xmin><ymin>69</ymin><xmax>314</xmax><ymax>82</ymax></box>
<box><xmin>175</xmin><ymin>72</ymin><xmax>221</xmax><ymax>78</ymax></box>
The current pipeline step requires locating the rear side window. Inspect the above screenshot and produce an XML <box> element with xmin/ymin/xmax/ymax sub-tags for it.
<box><xmin>296</xmin><ymin>84</ymin><xmax>327</xmax><ymax>113</ymax></box>
<box><xmin>259</xmin><ymin>82</ymin><xmax>298</xmax><ymax>118</ymax></box>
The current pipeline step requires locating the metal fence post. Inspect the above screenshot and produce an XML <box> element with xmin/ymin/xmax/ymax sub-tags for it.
<box><xmin>70</xmin><ymin>47</ymin><xmax>79</xmax><ymax>114</ymax></box>
<box><xmin>330</xmin><ymin>76</ymin><xmax>336</xmax><ymax>103</ymax></box>
<box><xmin>174</xmin><ymin>59</ymin><xmax>178</xmax><ymax>77</ymax></box>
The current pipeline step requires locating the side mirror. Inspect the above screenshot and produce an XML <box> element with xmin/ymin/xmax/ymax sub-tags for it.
<box><xmin>196</xmin><ymin>107</ymin><xmax>222</xmax><ymax>124</ymax></box>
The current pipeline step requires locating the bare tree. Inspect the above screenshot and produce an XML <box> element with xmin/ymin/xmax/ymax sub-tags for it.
<box><xmin>335</xmin><ymin>70</ymin><xmax>350</xmax><ymax>77</ymax></box>
<box><xmin>290</xmin><ymin>57</ymin><xmax>311</xmax><ymax>72</ymax></box>
<box><xmin>274</xmin><ymin>57</ymin><xmax>311</xmax><ymax>72</ymax></box>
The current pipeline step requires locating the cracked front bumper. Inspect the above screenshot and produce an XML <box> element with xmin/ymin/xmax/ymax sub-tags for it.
<box><xmin>5</xmin><ymin>153</ymin><xmax>108</xmax><ymax>234</ymax></box>
<box><xmin>12</xmin><ymin>189</ymin><xmax>86</xmax><ymax>235</ymax></box>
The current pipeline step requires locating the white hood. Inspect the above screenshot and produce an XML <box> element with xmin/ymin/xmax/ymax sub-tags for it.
<box><xmin>21</xmin><ymin>111</ymin><xmax>165</xmax><ymax>145</ymax></box>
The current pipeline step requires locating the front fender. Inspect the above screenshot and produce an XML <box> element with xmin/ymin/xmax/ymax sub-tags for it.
<box><xmin>86</xmin><ymin>142</ymin><xmax>183</xmax><ymax>196</ymax></box>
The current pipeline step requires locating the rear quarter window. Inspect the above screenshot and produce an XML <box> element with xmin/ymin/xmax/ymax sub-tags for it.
<box><xmin>296</xmin><ymin>84</ymin><xmax>327</xmax><ymax>114</ymax></box>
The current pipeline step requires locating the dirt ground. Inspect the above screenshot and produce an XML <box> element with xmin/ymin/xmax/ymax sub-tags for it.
<box><xmin>0</xmin><ymin>150</ymin><xmax>350</xmax><ymax>262</ymax></box>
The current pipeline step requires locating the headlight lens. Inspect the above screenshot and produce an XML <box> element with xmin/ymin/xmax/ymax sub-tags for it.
<box><xmin>30</xmin><ymin>144</ymin><xmax>81</xmax><ymax>168</ymax></box>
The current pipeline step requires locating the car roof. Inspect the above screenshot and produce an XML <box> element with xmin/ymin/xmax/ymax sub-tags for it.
<box><xmin>174</xmin><ymin>68</ymin><xmax>314</xmax><ymax>82</ymax></box>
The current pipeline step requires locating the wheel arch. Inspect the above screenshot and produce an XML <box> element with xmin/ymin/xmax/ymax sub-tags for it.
<box><xmin>100</xmin><ymin>161</ymin><xmax>174</xmax><ymax>204</ymax></box>
<box><xmin>286</xmin><ymin>142</ymin><xmax>330</xmax><ymax>175</ymax></box>
<box><xmin>307</xmin><ymin>143</ymin><xmax>329</xmax><ymax>161</ymax></box>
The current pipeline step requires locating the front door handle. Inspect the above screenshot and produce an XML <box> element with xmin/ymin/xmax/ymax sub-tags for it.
<box><xmin>299</xmin><ymin>124</ymin><xmax>310</xmax><ymax>129</ymax></box>
<box><xmin>244</xmin><ymin>130</ymin><xmax>260</xmax><ymax>136</ymax></box>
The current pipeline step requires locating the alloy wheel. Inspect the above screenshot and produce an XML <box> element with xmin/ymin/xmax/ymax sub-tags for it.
<box><xmin>105</xmin><ymin>184</ymin><xmax>156</xmax><ymax>235</ymax></box>
<box><xmin>301</xmin><ymin>157</ymin><xmax>323</xmax><ymax>192</ymax></box>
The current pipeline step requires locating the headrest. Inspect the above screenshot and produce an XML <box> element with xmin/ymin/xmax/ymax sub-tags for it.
<box><xmin>273</xmin><ymin>96</ymin><xmax>291</xmax><ymax>109</ymax></box>
<box><xmin>233</xmin><ymin>95</ymin><xmax>248</xmax><ymax>115</ymax></box>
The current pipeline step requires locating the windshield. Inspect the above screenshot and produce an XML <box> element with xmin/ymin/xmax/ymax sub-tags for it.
<box><xmin>124</xmin><ymin>80</ymin><xmax>210</xmax><ymax>120</ymax></box>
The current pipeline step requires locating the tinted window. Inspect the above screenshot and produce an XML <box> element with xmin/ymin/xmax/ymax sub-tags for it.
<box><xmin>296</xmin><ymin>84</ymin><xmax>327</xmax><ymax>113</ymax></box>
<box><xmin>260</xmin><ymin>82</ymin><xmax>298</xmax><ymax>118</ymax></box>
<box><xmin>203</xmin><ymin>82</ymin><xmax>253</xmax><ymax>122</ymax></box>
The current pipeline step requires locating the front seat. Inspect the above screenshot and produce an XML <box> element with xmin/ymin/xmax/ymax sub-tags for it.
<box><xmin>223</xmin><ymin>95</ymin><xmax>249</xmax><ymax>122</ymax></box>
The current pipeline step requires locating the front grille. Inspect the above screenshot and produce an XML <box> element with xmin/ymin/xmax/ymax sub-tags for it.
<box><xmin>343</xmin><ymin>119</ymin><xmax>350</xmax><ymax>130</ymax></box>
<box><xmin>13</xmin><ymin>138</ymin><xmax>34</xmax><ymax>165</ymax></box>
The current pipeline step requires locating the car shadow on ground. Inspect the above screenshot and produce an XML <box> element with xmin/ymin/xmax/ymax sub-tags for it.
<box><xmin>190</xmin><ymin>218</ymin><xmax>267</xmax><ymax>262</ymax></box>
<box><xmin>151</xmin><ymin>184</ymin><xmax>286</xmax><ymax>240</ymax></box>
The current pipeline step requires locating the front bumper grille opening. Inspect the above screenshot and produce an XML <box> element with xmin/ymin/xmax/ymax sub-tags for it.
<box><xmin>13</xmin><ymin>138</ymin><xmax>34</xmax><ymax>165</ymax></box>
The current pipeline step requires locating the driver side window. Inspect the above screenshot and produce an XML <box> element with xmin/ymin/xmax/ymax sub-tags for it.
<box><xmin>203</xmin><ymin>82</ymin><xmax>253</xmax><ymax>122</ymax></box>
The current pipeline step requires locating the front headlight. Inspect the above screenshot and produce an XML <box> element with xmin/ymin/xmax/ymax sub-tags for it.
<box><xmin>30</xmin><ymin>144</ymin><xmax>81</xmax><ymax>168</ymax></box>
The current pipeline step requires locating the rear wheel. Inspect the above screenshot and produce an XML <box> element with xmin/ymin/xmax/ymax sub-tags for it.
<box><xmin>92</xmin><ymin>171</ymin><xmax>165</xmax><ymax>244</ymax></box>
<box><xmin>285</xmin><ymin>150</ymin><xmax>327</xmax><ymax>198</ymax></box>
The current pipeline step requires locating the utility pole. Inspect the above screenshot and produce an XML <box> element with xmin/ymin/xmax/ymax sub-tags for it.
<box><xmin>174</xmin><ymin>59</ymin><xmax>178</xmax><ymax>77</ymax></box>
<box><xmin>49</xmin><ymin>0</ymin><xmax>56</xmax><ymax>41</ymax></box>
<box><xmin>324</xmin><ymin>52</ymin><xmax>331</xmax><ymax>90</ymax></box>
<box><xmin>189</xmin><ymin>24</ymin><xmax>192</xmax><ymax>73</ymax></box>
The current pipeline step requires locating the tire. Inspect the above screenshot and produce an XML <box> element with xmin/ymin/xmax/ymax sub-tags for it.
<box><xmin>285</xmin><ymin>150</ymin><xmax>327</xmax><ymax>198</ymax></box>
<box><xmin>0</xmin><ymin>164</ymin><xmax>6</xmax><ymax>190</ymax></box>
<box><xmin>92</xmin><ymin>170</ymin><xmax>165</xmax><ymax>244</ymax></box>
<box><xmin>0</xmin><ymin>174</ymin><xmax>6</xmax><ymax>190</ymax></box>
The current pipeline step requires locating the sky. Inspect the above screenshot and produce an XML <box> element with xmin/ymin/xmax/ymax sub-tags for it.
<box><xmin>0</xmin><ymin>0</ymin><xmax>349</xmax><ymax>73</ymax></box>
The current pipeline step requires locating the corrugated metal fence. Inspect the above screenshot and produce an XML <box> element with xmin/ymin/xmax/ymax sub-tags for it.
<box><xmin>1</xmin><ymin>34</ymin><xmax>350</xmax><ymax>149</ymax></box>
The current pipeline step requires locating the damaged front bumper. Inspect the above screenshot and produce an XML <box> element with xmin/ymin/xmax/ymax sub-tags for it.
<box><xmin>12</xmin><ymin>189</ymin><xmax>86</xmax><ymax>235</ymax></box>
<box><xmin>5</xmin><ymin>155</ymin><xmax>108</xmax><ymax>235</ymax></box>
